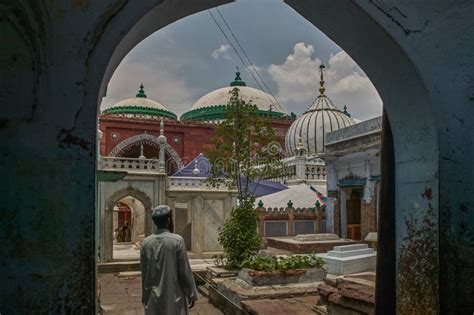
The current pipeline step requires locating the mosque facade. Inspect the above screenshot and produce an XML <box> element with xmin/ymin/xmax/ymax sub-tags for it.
<box><xmin>99</xmin><ymin>72</ymin><xmax>294</xmax><ymax>173</ymax></box>
<box><xmin>97</xmin><ymin>68</ymin><xmax>378</xmax><ymax>261</ymax></box>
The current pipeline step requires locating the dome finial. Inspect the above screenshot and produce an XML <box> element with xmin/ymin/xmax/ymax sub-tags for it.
<box><xmin>343</xmin><ymin>105</ymin><xmax>351</xmax><ymax>117</ymax></box>
<box><xmin>192</xmin><ymin>159</ymin><xmax>200</xmax><ymax>176</ymax></box>
<box><xmin>136</xmin><ymin>83</ymin><xmax>147</xmax><ymax>98</ymax></box>
<box><xmin>230</xmin><ymin>66</ymin><xmax>246</xmax><ymax>87</ymax></box>
<box><xmin>318</xmin><ymin>64</ymin><xmax>326</xmax><ymax>96</ymax></box>
<box><xmin>139</xmin><ymin>143</ymin><xmax>146</xmax><ymax>159</ymax></box>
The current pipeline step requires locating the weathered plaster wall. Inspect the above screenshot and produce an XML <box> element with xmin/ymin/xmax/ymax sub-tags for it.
<box><xmin>1</xmin><ymin>0</ymin><xmax>473</xmax><ymax>313</ymax></box>
<box><xmin>0</xmin><ymin>1</ymin><xmax>231</xmax><ymax>312</ymax></box>
<box><xmin>166</xmin><ymin>190</ymin><xmax>235</xmax><ymax>254</ymax></box>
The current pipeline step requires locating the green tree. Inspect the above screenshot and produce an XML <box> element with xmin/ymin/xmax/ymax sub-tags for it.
<box><xmin>206</xmin><ymin>87</ymin><xmax>282</xmax><ymax>268</ymax></box>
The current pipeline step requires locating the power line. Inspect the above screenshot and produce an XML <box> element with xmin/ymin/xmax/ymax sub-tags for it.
<box><xmin>208</xmin><ymin>11</ymin><xmax>259</xmax><ymax>86</ymax></box>
<box><xmin>208</xmin><ymin>9</ymin><xmax>283</xmax><ymax>114</ymax></box>
<box><xmin>214</xmin><ymin>7</ymin><xmax>285</xmax><ymax>113</ymax></box>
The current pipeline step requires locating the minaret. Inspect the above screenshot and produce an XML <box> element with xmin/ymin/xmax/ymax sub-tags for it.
<box><xmin>295</xmin><ymin>137</ymin><xmax>307</xmax><ymax>180</ymax></box>
<box><xmin>192</xmin><ymin>159</ymin><xmax>200</xmax><ymax>176</ymax></box>
<box><xmin>158</xmin><ymin>118</ymin><xmax>167</xmax><ymax>173</ymax></box>
<box><xmin>138</xmin><ymin>143</ymin><xmax>146</xmax><ymax>159</ymax></box>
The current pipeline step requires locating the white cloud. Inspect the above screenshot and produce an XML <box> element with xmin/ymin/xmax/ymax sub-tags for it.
<box><xmin>100</xmin><ymin>55</ymin><xmax>195</xmax><ymax>116</ymax></box>
<box><xmin>211</xmin><ymin>44</ymin><xmax>232</xmax><ymax>60</ymax></box>
<box><xmin>266</xmin><ymin>42</ymin><xmax>382</xmax><ymax>120</ymax></box>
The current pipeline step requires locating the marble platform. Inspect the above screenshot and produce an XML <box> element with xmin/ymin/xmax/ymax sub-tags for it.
<box><xmin>317</xmin><ymin>244</ymin><xmax>376</xmax><ymax>275</ymax></box>
<box><xmin>266</xmin><ymin>235</ymin><xmax>355</xmax><ymax>254</ymax></box>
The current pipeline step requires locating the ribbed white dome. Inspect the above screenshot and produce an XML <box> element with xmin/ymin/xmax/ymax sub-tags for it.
<box><xmin>285</xmin><ymin>64</ymin><xmax>356</xmax><ymax>156</ymax></box>
<box><xmin>191</xmin><ymin>85</ymin><xmax>288</xmax><ymax>114</ymax></box>
<box><xmin>285</xmin><ymin>95</ymin><xmax>355</xmax><ymax>156</ymax></box>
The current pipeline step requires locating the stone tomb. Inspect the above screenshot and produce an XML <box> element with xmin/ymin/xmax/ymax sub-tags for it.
<box><xmin>294</xmin><ymin>233</ymin><xmax>340</xmax><ymax>242</ymax></box>
<box><xmin>317</xmin><ymin>244</ymin><xmax>376</xmax><ymax>275</ymax></box>
<box><xmin>266</xmin><ymin>233</ymin><xmax>355</xmax><ymax>254</ymax></box>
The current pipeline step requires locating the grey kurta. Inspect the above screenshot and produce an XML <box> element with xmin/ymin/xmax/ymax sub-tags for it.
<box><xmin>140</xmin><ymin>230</ymin><xmax>198</xmax><ymax>315</ymax></box>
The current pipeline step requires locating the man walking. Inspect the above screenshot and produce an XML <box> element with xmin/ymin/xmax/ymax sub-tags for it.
<box><xmin>140</xmin><ymin>205</ymin><xmax>198</xmax><ymax>314</ymax></box>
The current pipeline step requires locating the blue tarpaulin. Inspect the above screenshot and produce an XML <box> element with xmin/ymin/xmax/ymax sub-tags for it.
<box><xmin>172</xmin><ymin>154</ymin><xmax>287</xmax><ymax>197</ymax></box>
<box><xmin>172</xmin><ymin>153</ymin><xmax>212</xmax><ymax>177</ymax></box>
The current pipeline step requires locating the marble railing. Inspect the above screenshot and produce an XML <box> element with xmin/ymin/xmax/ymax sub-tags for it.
<box><xmin>99</xmin><ymin>156</ymin><xmax>161</xmax><ymax>173</ymax></box>
<box><xmin>261</xmin><ymin>162</ymin><xmax>326</xmax><ymax>182</ymax></box>
<box><xmin>168</xmin><ymin>176</ymin><xmax>208</xmax><ymax>189</ymax></box>
<box><xmin>305</xmin><ymin>165</ymin><xmax>326</xmax><ymax>180</ymax></box>
<box><xmin>168</xmin><ymin>176</ymin><xmax>232</xmax><ymax>190</ymax></box>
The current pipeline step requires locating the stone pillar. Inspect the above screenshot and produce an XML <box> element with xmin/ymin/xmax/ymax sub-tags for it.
<box><xmin>316</xmin><ymin>207</ymin><xmax>322</xmax><ymax>234</ymax></box>
<box><xmin>287</xmin><ymin>207</ymin><xmax>294</xmax><ymax>236</ymax></box>
<box><xmin>334</xmin><ymin>198</ymin><xmax>341</xmax><ymax>236</ymax></box>
<box><xmin>360</xmin><ymin>193</ymin><xmax>377</xmax><ymax>239</ymax></box>
<box><xmin>340</xmin><ymin>189</ymin><xmax>348</xmax><ymax>239</ymax></box>
<box><xmin>326</xmin><ymin>190</ymin><xmax>338</xmax><ymax>234</ymax></box>
<box><xmin>104</xmin><ymin>205</ymin><xmax>113</xmax><ymax>262</ymax></box>
<box><xmin>256</xmin><ymin>206</ymin><xmax>265</xmax><ymax>237</ymax></box>
<box><xmin>192</xmin><ymin>195</ymin><xmax>204</xmax><ymax>254</ymax></box>
<box><xmin>325</xmin><ymin>161</ymin><xmax>337</xmax><ymax>233</ymax></box>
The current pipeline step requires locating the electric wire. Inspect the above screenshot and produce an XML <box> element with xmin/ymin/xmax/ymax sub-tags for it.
<box><xmin>215</xmin><ymin>7</ymin><xmax>285</xmax><ymax>113</ymax></box>
<box><xmin>208</xmin><ymin>9</ymin><xmax>283</xmax><ymax>114</ymax></box>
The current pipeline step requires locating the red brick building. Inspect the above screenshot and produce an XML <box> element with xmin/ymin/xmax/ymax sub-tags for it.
<box><xmin>99</xmin><ymin>72</ymin><xmax>294</xmax><ymax>173</ymax></box>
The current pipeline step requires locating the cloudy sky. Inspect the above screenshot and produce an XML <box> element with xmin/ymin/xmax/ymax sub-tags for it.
<box><xmin>101</xmin><ymin>0</ymin><xmax>382</xmax><ymax>120</ymax></box>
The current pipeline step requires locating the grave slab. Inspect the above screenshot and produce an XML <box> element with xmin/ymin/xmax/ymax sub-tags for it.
<box><xmin>317</xmin><ymin>243</ymin><xmax>376</xmax><ymax>275</ymax></box>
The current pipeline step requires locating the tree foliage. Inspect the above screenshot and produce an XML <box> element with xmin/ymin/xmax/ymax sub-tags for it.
<box><xmin>206</xmin><ymin>87</ymin><xmax>282</xmax><ymax>268</ymax></box>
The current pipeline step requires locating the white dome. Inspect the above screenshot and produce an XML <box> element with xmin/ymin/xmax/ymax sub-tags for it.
<box><xmin>181</xmin><ymin>71</ymin><xmax>288</xmax><ymax>121</ymax></box>
<box><xmin>191</xmin><ymin>86</ymin><xmax>288</xmax><ymax>114</ymax></box>
<box><xmin>102</xmin><ymin>84</ymin><xmax>177</xmax><ymax>119</ymax></box>
<box><xmin>112</xmin><ymin>97</ymin><xmax>169</xmax><ymax>111</ymax></box>
<box><xmin>285</xmin><ymin>95</ymin><xmax>355</xmax><ymax>156</ymax></box>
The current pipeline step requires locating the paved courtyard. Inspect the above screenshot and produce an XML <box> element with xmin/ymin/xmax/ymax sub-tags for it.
<box><xmin>98</xmin><ymin>272</ymin><xmax>222</xmax><ymax>315</ymax></box>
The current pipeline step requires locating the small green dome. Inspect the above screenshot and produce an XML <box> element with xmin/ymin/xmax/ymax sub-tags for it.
<box><xmin>229</xmin><ymin>69</ymin><xmax>246</xmax><ymax>87</ymax></box>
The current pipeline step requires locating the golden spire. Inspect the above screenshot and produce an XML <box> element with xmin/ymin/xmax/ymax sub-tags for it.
<box><xmin>319</xmin><ymin>64</ymin><xmax>326</xmax><ymax>96</ymax></box>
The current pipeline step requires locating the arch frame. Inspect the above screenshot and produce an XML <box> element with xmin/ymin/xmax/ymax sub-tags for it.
<box><xmin>99</xmin><ymin>181</ymin><xmax>159</xmax><ymax>263</ymax></box>
<box><xmin>1</xmin><ymin>0</ymin><xmax>472</xmax><ymax>313</ymax></box>
<box><xmin>108</xmin><ymin>133</ymin><xmax>183</xmax><ymax>169</ymax></box>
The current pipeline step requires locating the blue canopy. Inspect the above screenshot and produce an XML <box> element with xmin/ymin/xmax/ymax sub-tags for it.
<box><xmin>172</xmin><ymin>153</ymin><xmax>212</xmax><ymax>177</ymax></box>
<box><xmin>173</xmin><ymin>155</ymin><xmax>287</xmax><ymax>197</ymax></box>
<box><xmin>247</xmin><ymin>179</ymin><xmax>288</xmax><ymax>197</ymax></box>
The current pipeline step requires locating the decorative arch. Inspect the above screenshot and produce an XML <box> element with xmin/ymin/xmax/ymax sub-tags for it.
<box><xmin>108</xmin><ymin>133</ymin><xmax>183</xmax><ymax>169</ymax></box>
<box><xmin>107</xmin><ymin>186</ymin><xmax>153</xmax><ymax>213</ymax></box>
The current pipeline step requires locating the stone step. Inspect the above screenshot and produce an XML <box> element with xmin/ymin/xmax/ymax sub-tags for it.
<box><xmin>326</xmin><ymin>248</ymin><xmax>375</xmax><ymax>258</ymax></box>
<box><xmin>332</xmin><ymin>243</ymin><xmax>368</xmax><ymax>252</ymax></box>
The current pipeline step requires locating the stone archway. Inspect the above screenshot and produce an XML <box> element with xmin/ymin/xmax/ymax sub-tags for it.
<box><xmin>101</xmin><ymin>187</ymin><xmax>153</xmax><ymax>262</ymax></box>
<box><xmin>108</xmin><ymin>133</ymin><xmax>183</xmax><ymax>169</ymax></box>
<box><xmin>1</xmin><ymin>1</ymin><xmax>473</xmax><ymax>313</ymax></box>
<box><xmin>91</xmin><ymin>4</ymin><xmax>438</xmax><ymax>310</ymax></box>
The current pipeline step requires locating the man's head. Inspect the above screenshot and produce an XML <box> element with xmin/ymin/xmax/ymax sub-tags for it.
<box><xmin>152</xmin><ymin>205</ymin><xmax>173</xmax><ymax>230</ymax></box>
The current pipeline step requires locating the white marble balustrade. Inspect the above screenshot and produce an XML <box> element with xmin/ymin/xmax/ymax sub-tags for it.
<box><xmin>99</xmin><ymin>156</ymin><xmax>161</xmax><ymax>174</ymax></box>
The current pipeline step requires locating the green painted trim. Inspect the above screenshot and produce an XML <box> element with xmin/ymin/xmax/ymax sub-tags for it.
<box><xmin>102</xmin><ymin>105</ymin><xmax>177</xmax><ymax>119</ymax></box>
<box><xmin>97</xmin><ymin>170</ymin><xmax>128</xmax><ymax>182</ymax></box>
<box><xmin>180</xmin><ymin>104</ymin><xmax>290</xmax><ymax>121</ymax></box>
